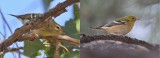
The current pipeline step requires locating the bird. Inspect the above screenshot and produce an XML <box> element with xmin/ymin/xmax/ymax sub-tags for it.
<box><xmin>32</xmin><ymin>17</ymin><xmax>64</xmax><ymax>36</ymax></box>
<box><xmin>92</xmin><ymin>16</ymin><xmax>138</xmax><ymax>35</ymax></box>
<box><xmin>9</xmin><ymin>13</ymin><xmax>42</xmax><ymax>24</ymax></box>
<box><xmin>10</xmin><ymin>13</ymin><xmax>64</xmax><ymax>36</ymax></box>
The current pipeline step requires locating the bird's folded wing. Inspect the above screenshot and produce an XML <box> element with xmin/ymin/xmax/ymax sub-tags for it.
<box><xmin>104</xmin><ymin>20</ymin><xmax>129</xmax><ymax>27</ymax></box>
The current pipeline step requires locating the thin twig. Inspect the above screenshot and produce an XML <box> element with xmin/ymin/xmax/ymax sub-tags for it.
<box><xmin>0</xmin><ymin>8</ymin><xmax>13</xmax><ymax>34</ymax></box>
<box><xmin>0</xmin><ymin>32</ymin><xmax>5</xmax><ymax>40</ymax></box>
<box><xmin>56</xmin><ymin>35</ymin><xmax>80</xmax><ymax>46</ymax></box>
<box><xmin>0</xmin><ymin>8</ymin><xmax>21</xmax><ymax>58</ymax></box>
<box><xmin>54</xmin><ymin>40</ymin><xmax>61</xmax><ymax>58</ymax></box>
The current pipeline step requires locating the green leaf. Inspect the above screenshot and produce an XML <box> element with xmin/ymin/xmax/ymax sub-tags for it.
<box><xmin>62</xmin><ymin>3</ymin><xmax>80</xmax><ymax>56</ymax></box>
<box><xmin>73</xmin><ymin>4</ymin><xmax>80</xmax><ymax>19</ymax></box>
<box><xmin>0</xmin><ymin>53</ymin><xmax>4</xmax><ymax>58</ymax></box>
<box><xmin>30</xmin><ymin>51</ymin><xmax>41</xmax><ymax>58</ymax></box>
<box><xmin>44</xmin><ymin>40</ymin><xmax>55</xmax><ymax>58</ymax></box>
<box><xmin>60</xmin><ymin>50</ymin><xmax>80</xmax><ymax>58</ymax></box>
<box><xmin>76</xmin><ymin>19</ymin><xmax>80</xmax><ymax>33</ymax></box>
<box><xmin>63</xmin><ymin>4</ymin><xmax>80</xmax><ymax>39</ymax></box>
<box><xmin>44</xmin><ymin>47</ymin><xmax>55</xmax><ymax>58</ymax></box>
<box><xmin>64</xmin><ymin>19</ymin><xmax>79</xmax><ymax>39</ymax></box>
<box><xmin>23</xmin><ymin>39</ymin><xmax>45</xmax><ymax>57</ymax></box>
<box><xmin>74</xmin><ymin>4</ymin><xmax>80</xmax><ymax>33</ymax></box>
<box><xmin>42</xmin><ymin>0</ymin><xmax>52</xmax><ymax>11</ymax></box>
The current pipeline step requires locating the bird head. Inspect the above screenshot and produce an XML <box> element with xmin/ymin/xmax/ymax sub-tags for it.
<box><xmin>125</xmin><ymin>16</ymin><xmax>137</xmax><ymax>22</ymax></box>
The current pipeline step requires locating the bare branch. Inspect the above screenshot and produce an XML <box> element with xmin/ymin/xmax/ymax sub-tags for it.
<box><xmin>0</xmin><ymin>8</ymin><xmax>13</xmax><ymax>34</ymax></box>
<box><xmin>54</xmin><ymin>40</ymin><xmax>61</xmax><ymax>58</ymax></box>
<box><xmin>56</xmin><ymin>35</ymin><xmax>80</xmax><ymax>46</ymax></box>
<box><xmin>16</xmin><ymin>35</ymin><xmax>80</xmax><ymax>46</ymax></box>
<box><xmin>0</xmin><ymin>47</ymin><xmax>23</xmax><ymax>55</ymax></box>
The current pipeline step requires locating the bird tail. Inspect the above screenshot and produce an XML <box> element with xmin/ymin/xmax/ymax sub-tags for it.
<box><xmin>8</xmin><ymin>14</ymin><xmax>18</xmax><ymax>17</ymax></box>
<box><xmin>8</xmin><ymin>14</ymin><xmax>22</xmax><ymax>19</ymax></box>
<box><xmin>8</xmin><ymin>14</ymin><xmax>26</xmax><ymax>24</ymax></box>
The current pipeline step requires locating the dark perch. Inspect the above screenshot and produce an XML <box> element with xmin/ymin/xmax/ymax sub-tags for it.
<box><xmin>80</xmin><ymin>34</ymin><xmax>160</xmax><ymax>58</ymax></box>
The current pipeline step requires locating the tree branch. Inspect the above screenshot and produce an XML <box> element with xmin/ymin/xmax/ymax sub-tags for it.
<box><xmin>16</xmin><ymin>35</ymin><xmax>80</xmax><ymax>46</ymax></box>
<box><xmin>0</xmin><ymin>47</ymin><xmax>23</xmax><ymax>55</ymax></box>
<box><xmin>0</xmin><ymin>0</ymin><xmax>79</xmax><ymax>51</ymax></box>
<box><xmin>54</xmin><ymin>40</ymin><xmax>61</xmax><ymax>58</ymax></box>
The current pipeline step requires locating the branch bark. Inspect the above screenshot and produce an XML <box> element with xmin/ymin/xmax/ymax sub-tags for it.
<box><xmin>0</xmin><ymin>47</ymin><xmax>23</xmax><ymax>55</ymax></box>
<box><xmin>54</xmin><ymin>40</ymin><xmax>61</xmax><ymax>58</ymax></box>
<box><xmin>17</xmin><ymin>35</ymin><xmax>80</xmax><ymax>46</ymax></box>
<box><xmin>0</xmin><ymin>0</ymin><xmax>79</xmax><ymax>51</ymax></box>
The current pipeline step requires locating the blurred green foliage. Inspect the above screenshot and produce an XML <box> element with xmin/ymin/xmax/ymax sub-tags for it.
<box><xmin>23</xmin><ymin>39</ymin><xmax>45</xmax><ymax>57</ymax></box>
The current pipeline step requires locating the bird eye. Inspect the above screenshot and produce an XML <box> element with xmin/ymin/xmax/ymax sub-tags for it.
<box><xmin>56</xmin><ymin>26</ymin><xmax>60</xmax><ymax>29</ymax></box>
<box><xmin>55</xmin><ymin>26</ymin><xmax>61</xmax><ymax>30</ymax></box>
<box><xmin>132</xmin><ymin>17</ymin><xmax>134</xmax><ymax>19</ymax></box>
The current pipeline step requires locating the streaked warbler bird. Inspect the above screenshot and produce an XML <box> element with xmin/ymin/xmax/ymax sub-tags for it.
<box><xmin>93</xmin><ymin>16</ymin><xmax>138</xmax><ymax>35</ymax></box>
<box><xmin>10</xmin><ymin>13</ymin><xmax>64</xmax><ymax>36</ymax></box>
<box><xmin>9</xmin><ymin>13</ymin><xmax>42</xmax><ymax>24</ymax></box>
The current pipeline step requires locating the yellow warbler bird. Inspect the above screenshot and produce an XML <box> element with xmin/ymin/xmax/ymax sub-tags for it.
<box><xmin>33</xmin><ymin>17</ymin><xmax>64</xmax><ymax>36</ymax></box>
<box><xmin>10</xmin><ymin>13</ymin><xmax>64</xmax><ymax>36</ymax></box>
<box><xmin>92</xmin><ymin>16</ymin><xmax>138</xmax><ymax>35</ymax></box>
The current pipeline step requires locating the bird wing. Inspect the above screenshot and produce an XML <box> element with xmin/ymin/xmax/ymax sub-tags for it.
<box><xmin>9</xmin><ymin>13</ymin><xmax>42</xmax><ymax>20</ymax></box>
<box><xmin>104</xmin><ymin>18</ymin><xmax>129</xmax><ymax>27</ymax></box>
<box><xmin>90</xmin><ymin>21</ymin><xmax>123</xmax><ymax>29</ymax></box>
<box><xmin>91</xmin><ymin>17</ymin><xmax>129</xmax><ymax>29</ymax></box>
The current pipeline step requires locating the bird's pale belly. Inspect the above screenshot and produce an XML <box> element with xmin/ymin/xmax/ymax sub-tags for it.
<box><xmin>101</xmin><ymin>25</ymin><xmax>132</xmax><ymax>35</ymax></box>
